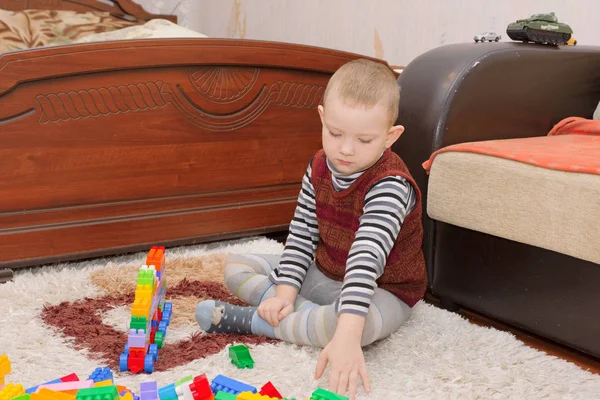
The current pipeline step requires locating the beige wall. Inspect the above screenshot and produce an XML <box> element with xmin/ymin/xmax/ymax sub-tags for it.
<box><xmin>137</xmin><ymin>0</ymin><xmax>598</xmax><ymax>67</ymax></box>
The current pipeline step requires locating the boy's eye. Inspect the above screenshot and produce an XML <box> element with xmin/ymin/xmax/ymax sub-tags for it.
<box><xmin>359</xmin><ymin>139</ymin><xmax>372</xmax><ymax>144</ymax></box>
<box><xmin>330</xmin><ymin>131</ymin><xmax>341</xmax><ymax>137</ymax></box>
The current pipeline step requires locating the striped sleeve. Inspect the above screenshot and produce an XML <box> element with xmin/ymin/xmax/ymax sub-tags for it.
<box><xmin>269</xmin><ymin>162</ymin><xmax>319</xmax><ymax>290</ymax></box>
<box><xmin>337</xmin><ymin>176</ymin><xmax>416</xmax><ymax>316</ymax></box>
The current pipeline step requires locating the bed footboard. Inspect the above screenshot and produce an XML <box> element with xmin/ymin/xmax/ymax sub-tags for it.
<box><xmin>0</xmin><ymin>39</ymin><xmax>386</xmax><ymax>268</ymax></box>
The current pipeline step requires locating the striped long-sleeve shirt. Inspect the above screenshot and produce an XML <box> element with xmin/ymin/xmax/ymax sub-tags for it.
<box><xmin>270</xmin><ymin>156</ymin><xmax>416</xmax><ymax>316</ymax></box>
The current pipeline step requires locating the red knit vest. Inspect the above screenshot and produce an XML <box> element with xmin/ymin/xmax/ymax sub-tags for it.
<box><xmin>311</xmin><ymin>148</ymin><xmax>427</xmax><ymax>307</ymax></box>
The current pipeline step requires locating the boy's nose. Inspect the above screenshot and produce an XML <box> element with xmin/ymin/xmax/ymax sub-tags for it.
<box><xmin>340</xmin><ymin>140</ymin><xmax>354</xmax><ymax>156</ymax></box>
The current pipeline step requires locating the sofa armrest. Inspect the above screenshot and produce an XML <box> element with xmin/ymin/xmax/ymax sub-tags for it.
<box><xmin>392</xmin><ymin>42</ymin><xmax>600</xmax><ymax>282</ymax></box>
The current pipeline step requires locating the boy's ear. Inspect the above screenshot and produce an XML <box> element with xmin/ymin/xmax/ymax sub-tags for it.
<box><xmin>385</xmin><ymin>125</ymin><xmax>405</xmax><ymax>148</ymax></box>
<box><xmin>317</xmin><ymin>105</ymin><xmax>325</xmax><ymax>123</ymax></box>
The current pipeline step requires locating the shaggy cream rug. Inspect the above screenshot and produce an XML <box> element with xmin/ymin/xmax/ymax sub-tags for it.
<box><xmin>1</xmin><ymin>237</ymin><xmax>600</xmax><ymax>399</ymax></box>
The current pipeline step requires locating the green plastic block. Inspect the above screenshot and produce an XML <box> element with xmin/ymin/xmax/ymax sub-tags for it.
<box><xmin>214</xmin><ymin>392</ymin><xmax>237</xmax><ymax>400</ymax></box>
<box><xmin>311</xmin><ymin>388</ymin><xmax>348</xmax><ymax>400</ymax></box>
<box><xmin>136</xmin><ymin>268</ymin><xmax>155</xmax><ymax>286</ymax></box>
<box><xmin>175</xmin><ymin>375</ymin><xmax>192</xmax><ymax>388</ymax></box>
<box><xmin>155</xmin><ymin>331</ymin><xmax>164</xmax><ymax>348</ymax></box>
<box><xmin>130</xmin><ymin>316</ymin><xmax>147</xmax><ymax>331</ymax></box>
<box><xmin>76</xmin><ymin>386</ymin><xmax>119</xmax><ymax>400</ymax></box>
<box><xmin>229</xmin><ymin>344</ymin><xmax>254</xmax><ymax>369</ymax></box>
<box><xmin>12</xmin><ymin>394</ymin><xmax>31</xmax><ymax>400</ymax></box>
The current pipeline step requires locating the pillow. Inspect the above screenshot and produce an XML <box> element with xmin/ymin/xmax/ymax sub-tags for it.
<box><xmin>73</xmin><ymin>18</ymin><xmax>207</xmax><ymax>43</ymax></box>
<box><xmin>0</xmin><ymin>9</ymin><xmax>138</xmax><ymax>52</ymax></box>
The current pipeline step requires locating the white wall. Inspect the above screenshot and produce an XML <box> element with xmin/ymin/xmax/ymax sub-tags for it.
<box><xmin>137</xmin><ymin>0</ymin><xmax>598</xmax><ymax>67</ymax></box>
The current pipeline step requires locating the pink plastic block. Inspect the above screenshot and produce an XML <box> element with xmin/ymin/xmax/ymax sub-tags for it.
<box><xmin>128</xmin><ymin>329</ymin><xmax>146</xmax><ymax>349</ymax></box>
<box><xmin>36</xmin><ymin>380</ymin><xmax>94</xmax><ymax>392</ymax></box>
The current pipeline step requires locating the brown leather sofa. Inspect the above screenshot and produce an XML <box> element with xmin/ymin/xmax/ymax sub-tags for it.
<box><xmin>392</xmin><ymin>42</ymin><xmax>600</xmax><ymax>359</ymax></box>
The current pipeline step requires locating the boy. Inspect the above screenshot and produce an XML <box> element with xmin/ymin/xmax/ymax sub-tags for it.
<box><xmin>196</xmin><ymin>59</ymin><xmax>427</xmax><ymax>399</ymax></box>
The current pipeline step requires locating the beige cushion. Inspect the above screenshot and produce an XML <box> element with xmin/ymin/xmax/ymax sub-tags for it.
<box><xmin>427</xmin><ymin>152</ymin><xmax>600</xmax><ymax>264</ymax></box>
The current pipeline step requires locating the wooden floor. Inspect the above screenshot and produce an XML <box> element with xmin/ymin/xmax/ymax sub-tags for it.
<box><xmin>424</xmin><ymin>293</ymin><xmax>600</xmax><ymax>375</ymax></box>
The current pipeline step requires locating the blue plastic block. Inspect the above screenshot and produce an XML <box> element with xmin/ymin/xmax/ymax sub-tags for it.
<box><xmin>158</xmin><ymin>384</ymin><xmax>177</xmax><ymax>400</ymax></box>
<box><xmin>26</xmin><ymin>378</ymin><xmax>62</xmax><ymax>394</ymax></box>
<box><xmin>88</xmin><ymin>367</ymin><xmax>113</xmax><ymax>383</ymax></box>
<box><xmin>210</xmin><ymin>375</ymin><xmax>256</xmax><ymax>395</ymax></box>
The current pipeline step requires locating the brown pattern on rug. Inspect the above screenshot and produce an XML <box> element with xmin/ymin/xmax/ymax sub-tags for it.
<box><xmin>41</xmin><ymin>278</ymin><xmax>277</xmax><ymax>371</ymax></box>
<box><xmin>90</xmin><ymin>253</ymin><xmax>229</xmax><ymax>297</ymax></box>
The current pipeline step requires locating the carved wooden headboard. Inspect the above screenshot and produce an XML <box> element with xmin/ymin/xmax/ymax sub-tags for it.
<box><xmin>0</xmin><ymin>0</ymin><xmax>177</xmax><ymax>23</ymax></box>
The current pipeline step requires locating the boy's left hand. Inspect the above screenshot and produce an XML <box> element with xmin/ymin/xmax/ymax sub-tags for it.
<box><xmin>314</xmin><ymin>334</ymin><xmax>371</xmax><ymax>400</ymax></box>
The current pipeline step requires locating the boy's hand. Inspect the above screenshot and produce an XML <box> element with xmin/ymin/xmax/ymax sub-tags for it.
<box><xmin>314</xmin><ymin>314</ymin><xmax>371</xmax><ymax>400</ymax></box>
<box><xmin>257</xmin><ymin>297</ymin><xmax>294</xmax><ymax>327</ymax></box>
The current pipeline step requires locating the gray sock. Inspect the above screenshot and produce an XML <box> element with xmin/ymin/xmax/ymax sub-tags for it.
<box><xmin>195</xmin><ymin>300</ymin><xmax>256</xmax><ymax>334</ymax></box>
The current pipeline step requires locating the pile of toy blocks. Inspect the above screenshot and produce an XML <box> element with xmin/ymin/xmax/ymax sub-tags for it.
<box><xmin>120</xmin><ymin>246</ymin><xmax>173</xmax><ymax>374</ymax></box>
<box><xmin>0</xmin><ymin>355</ymin><xmax>348</xmax><ymax>400</ymax></box>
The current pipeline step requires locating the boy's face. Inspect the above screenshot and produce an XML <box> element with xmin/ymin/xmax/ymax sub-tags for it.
<box><xmin>318</xmin><ymin>94</ymin><xmax>404</xmax><ymax>175</ymax></box>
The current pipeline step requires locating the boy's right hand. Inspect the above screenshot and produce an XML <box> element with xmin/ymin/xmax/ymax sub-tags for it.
<box><xmin>257</xmin><ymin>297</ymin><xmax>294</xmax><ymax>327</ymax></box>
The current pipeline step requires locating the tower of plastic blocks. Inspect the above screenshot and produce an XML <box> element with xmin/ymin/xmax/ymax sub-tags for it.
<box><xmin>119</xmin><ymin>246</ymin><xmax>173</xmax><ymax>373</ymax></box>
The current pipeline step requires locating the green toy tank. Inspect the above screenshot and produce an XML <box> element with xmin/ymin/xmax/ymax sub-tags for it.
<box><xmin>506</xmin><ymin>12</ymin><xmax>572</xmax><ymax>45</ymax></box>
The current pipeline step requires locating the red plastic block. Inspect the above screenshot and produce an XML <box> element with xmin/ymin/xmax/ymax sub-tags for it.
<box><xmin>259</xmin><ymin>382</ymin><xmax>282</xmax><ymax>398</ymax></box>
<box><xmin>59</xmin><ymin>374</ymin><xmax>79</xmax><ymax>383</ymax></box>
<box><xmin>127</xmin><ymin>348</ymin><xmax>146</xmax><ymax>374</ymax></box>
<box><xmin>188</xmin><ymin>374</ymin><xmax>213</xmax><ymax>400</ymax></box>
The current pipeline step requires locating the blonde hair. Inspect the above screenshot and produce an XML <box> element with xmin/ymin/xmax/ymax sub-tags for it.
<box><xmin>323</xmin><ymin>59</ymin><xmax>399</xmax><ymax>126</ymax></box>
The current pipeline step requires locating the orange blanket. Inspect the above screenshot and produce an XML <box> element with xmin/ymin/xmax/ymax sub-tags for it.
<box><xmin>422</xmin><ymin>117</ymin><xmax>600</xmax><ymax>175</ymax></box>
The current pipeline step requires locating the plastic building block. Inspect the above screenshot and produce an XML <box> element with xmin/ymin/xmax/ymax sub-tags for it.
<box><xmin>209</xmin><ymin>376</ymin><xmax>255</xmax><ymax>396</ymax></box>
<box><xmin>130</xmin><ymin>316</ymin><xmax>148</xmax><ymax>332</ymax></box>
<box><xmin>88</xmin><ymin>368</ymin><xmax>113</xmax><ymax>384</ymax></box>
<box><xmin>258</xmin><ymin>382</ymin><xmax>281</xmax><ymax>399</ymax></box>
<box><xmin>0</xmin><ymin>355</ymin><xmax>10</xmax><ymax>387</ymax></box>
<box><xmin>146</xmin><ymin>246</ymin><xmax>165</xmax><ymax>273</ymax></box>
<box><xmin>31</xmin><ymin>389</ymin><xmax>75</xmax><ymax>400</ymax></box>
<box><xmin>0</xmin><ymin>383</ymin><xmax>24</xmax><ymax>400</ymax></box>
<box><xmin>158</xmin><ymin>384</ymin><xmax>176</xmax><ymax>400</ymax></box>
<box><xmin>128</xmin><ymin>329</ymin><xmax>147</xmax><ymax>349</ymax></box>
<box><xmin>37</xmin><ymin>381</ymin><xmax>94</xmax><ymax>393</ymax></box>
<box><xmin>186</xmin><ymin>374</ymin><xmax>213</xmax><ymax>400</ymax></box>
<box><xmin>140</xmin><ymin>382</ymin><xmax>158</xmax><ymax>400</ymax></box>
<box><xmin>228</xmin><ymin>345</ymin><xmax>254</xmax><ymax>369</ymax></box>
<box><xmin>27</xmin><ymin>380</ymin><xmax>62</xmax><ymax>395</ymax></box>
<box><xmin>12</xmin><ymin>394</ymin><xmax>30</xmax><ymax>400</ymax></box>
<box><xmin>213</xmin><ymin>393</ymin><xmax>235</xmax><ymax>400</ymax></box>
<box><xmin>236</xmin><ymin>392</ymin><xmax>278</xmax><ymax>400</ymax></box>
<box><xmin>310</xmin><ymin>388</ymin><xmax>348</xmax><ymax>400</ymax></box>
<box><xmin>58</xmin><ymin>375</ymin><xmax>79</xmax><ymax>383</ymax></box>
<box><xmin>95</xmin><ymin>381</ymin><xmax>115</xmax><ymax>388</ymax></box>
<box><xmin>76</xmin><ymin>386</ymin><xmax>119</xmax><ymax>400</ymax></box>
<box><xmin>137</xmin><ymin>267</ymin><xmax>156</xmax><ymax>287</ymax></box>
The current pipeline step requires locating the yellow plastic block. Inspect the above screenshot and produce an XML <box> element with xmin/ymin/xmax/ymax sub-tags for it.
<box><xmin>119</xmin><ymin>393</ymin><xmax>133</xmax><ymax>400</ymax></box>
<box><xmin>0</xmin><ymin>383</ymin><xmax>24</xmax><ymax>400</ymax></box>
<box><xmin>131</xmin><ymin>285</ymin><xmax>152</xmax><ymax>317</ymax></box>
<box><xmin>31</xmin><ymin>389</ymin><xmax>75</xmax><ymax>400</ymax></box>
<box><xmin>0</xmin><ymin>355</ymin><xmax>10</xmax><ymax>386</ymax></box>
<box><xmin>94</xmin><ymin>381</ymin><xmax>114</xmax><ymax>388</ymax></box>
<box><xmin>235</xmin><ymin>393</ymin><xmax>277</xmax><ymax>400</ymax></box>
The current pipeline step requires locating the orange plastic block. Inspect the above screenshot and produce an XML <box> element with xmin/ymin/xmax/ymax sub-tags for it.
<box><xmin>1</xmin><ymin>383</ymin><xmax>25</xmax><ymax>400</ymax></box>
<box><xmin>31</xmin><ymin>389</ymin><xmax>75</xmax><ymax>400</ymax></box>
<box><xmin>145</xmin><ymin>246</ymin><xmax>165</xmax><ymax>273</ymax></box>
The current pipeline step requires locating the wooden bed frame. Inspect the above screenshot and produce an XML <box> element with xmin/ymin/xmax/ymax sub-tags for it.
<box><xmin>0</xmin><ymin>0</ymin><xmax>394</xmax><ymax>272</ymax></box>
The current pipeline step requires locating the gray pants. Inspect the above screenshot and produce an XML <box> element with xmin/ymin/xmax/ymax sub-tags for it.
<box><xmin>224</xmin><ymin>253</ymin><xmax>412</xmax><ymax>348</ymax></box>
